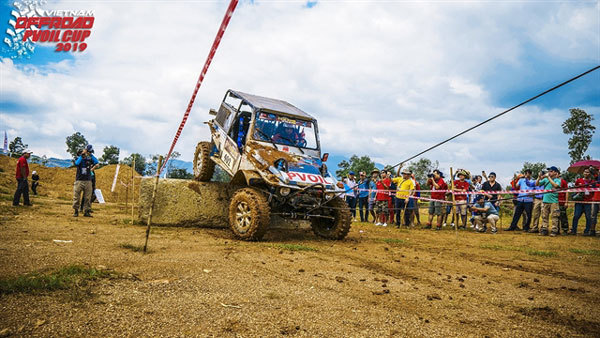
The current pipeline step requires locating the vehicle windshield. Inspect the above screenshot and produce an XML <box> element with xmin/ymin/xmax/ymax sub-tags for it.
<box><xmin>253</xmin><ymin>111</ymin><xmax>318</xmax><ymax>149</ymax></box>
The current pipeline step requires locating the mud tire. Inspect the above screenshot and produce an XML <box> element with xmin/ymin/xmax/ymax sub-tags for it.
<box><xmin>228</xmin><ymin>188</ymin><xmax>271</xmax><ymax>241</ymax></box>
<box><xmin>193</xmin><ymin>141</ymin><xmax>215</xmax><ymax>181</ymax></box>
<box><xmin>310</xmin><ymin>197</ymin><xmax>351</xmax><ymax>240</ymax></box>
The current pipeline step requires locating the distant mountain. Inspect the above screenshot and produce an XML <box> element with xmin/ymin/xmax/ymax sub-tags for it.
<box><xmin>165</xmin><ymin>159</ymin><xmax>193</xmax><ymax>173</ymax></box>
<box><xmin>29</xmin><ymin>155</ymin><xmax>73</xmax><ymax>168</ymax></box>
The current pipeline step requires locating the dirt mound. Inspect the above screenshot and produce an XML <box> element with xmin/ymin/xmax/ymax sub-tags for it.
<box><xmin>0</xmin><ymin>155</ymin><xmax>139</xmax><ymax>203</ymax></box>
<box><xmin>138</xmin><ymin>178</ymin><xmax>235</xmax><ymax>227</ymax></box>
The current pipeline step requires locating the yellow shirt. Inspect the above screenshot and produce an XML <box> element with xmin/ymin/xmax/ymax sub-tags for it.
<box><xmin>392</xmin><ymin>177</ymin><xmax>415</xmax><ymax>199</ymax></box>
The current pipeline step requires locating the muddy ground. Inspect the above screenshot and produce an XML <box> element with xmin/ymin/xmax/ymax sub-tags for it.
<box><xmin>1</xmin><ymin>195</ymin><xmax>599</xmax><ymax>337</ymax></box>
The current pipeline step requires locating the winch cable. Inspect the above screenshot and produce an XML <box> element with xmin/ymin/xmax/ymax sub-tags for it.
<box><xmin>158</xmin><ymin>0</ymin><xmax>239</xmax><ymax>176</ymax></box>
<box><xmin>389</xmin><ymin>65</ymin><xmax>600</xmax><ymax>170</ymax></box>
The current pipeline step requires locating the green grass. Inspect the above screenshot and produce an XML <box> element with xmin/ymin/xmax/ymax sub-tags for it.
<box><xmin>119</xmin><ymin>243</ymin><xmax>145</xmax><ymax>252</ymax></box>
<box><xmin>525</xmin><ymin>249</ymin><xmax>557</xmax><ymax>257</ymax></box>
<box><xmin>380</xmin><ymin>238</ymin><xmax>408</xmax><ymax>245</ymax></box>
<box><xmin>273</xmin><ymin>243</ymin><xmax>317</xmax><ymax>252</ymax></box>
<box><xmin>569</xmin><ymin>248</ymin><xmax>600</xmax><ymax>256</ymax></box>
<box><xmin>480</xmin><ymin>244</ymin><xmax>557</xmax><ymax>257</ymax></box>
<box><xmin>0</xmin><ymin>265</ymin><xmax>111</xmax><ymax>295</ymax></box>
<box><xmin>480</xmin><ymin>244</ymin><xmax>520</xmax><ymax>251</ymax></box>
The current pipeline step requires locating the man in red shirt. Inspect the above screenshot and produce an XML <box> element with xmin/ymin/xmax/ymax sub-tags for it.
<box><xmin>375</xmin><ymin>170</ymin><xmax>391</xmax><ymax>226</ymax></box>
<box><xmin>454</xmin><ymin>171</ymin><xmax>470</xmax><ymax>229</ymax></box>
<box><xmin>426</xmin><ymin>169</ymin><xmax>448</xmax><ymax>230</ymax></box>
<box><xmin>571</xmin><ymin>168</ymin><xmax>594</xmax><ymax>235</ymax></box>
<box><xmin>13</xmin><ymin>149</ymin><xmax>33</xmax><ymax>206</ymax></box>
<box><xmin>590</xmin><ymin>166</ymin><xmax>599</xmax><ymax>237</ymax></box>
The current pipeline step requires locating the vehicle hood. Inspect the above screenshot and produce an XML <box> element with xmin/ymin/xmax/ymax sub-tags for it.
<box><xmin>248</xmin><ymin>142</ymin><xmax>337</xmax><ymax>188</ymax></box>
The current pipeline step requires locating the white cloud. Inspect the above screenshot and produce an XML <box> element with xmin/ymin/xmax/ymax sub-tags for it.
<box><xmin>1</xmin><ymin>0</ymin><xmax>598</xmax><ymax>182</ymax></box>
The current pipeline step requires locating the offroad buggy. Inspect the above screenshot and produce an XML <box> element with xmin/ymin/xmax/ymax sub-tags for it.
<box><xmin>193</xmin><ymin>90</ymin><xmax>351</xmax><ymax>241</ymax></box>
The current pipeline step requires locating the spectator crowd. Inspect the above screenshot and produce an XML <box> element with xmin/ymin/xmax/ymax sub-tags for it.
<box><xmin>340</xmin><ymin>164</ymin><xmax>600</xmax><ymax>237</ymax></box>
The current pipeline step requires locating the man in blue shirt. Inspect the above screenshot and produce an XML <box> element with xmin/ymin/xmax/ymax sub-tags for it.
<box><xmin>536</xmin><ymin>166</ymin><xmax>562</xmax><ymax>236</ymax></box>
<box><xmin>357</xmin><ymin>172</ymin><xmax>370</xmax><ymax>222</ymax></box>
<box><xmin>80</xmin><ymin>145</ymin><xmax>100</xmax><ymax>212</ymax></box>
<box><xmin>529</xmin><ymin>172</ymin><xmax>546</xmax><ymax>233</ymax></box>
<box><xmin>73</xmin><ymin>146</ymin><xmax>99</xmax><ymax>217</ymax></box>
<box><xmin>507</xmin><ymin>169</ymin><xmax>536</xmax><ymax>231</ymax></box>
<box><xmin>471</xmin><ymin>195</ymin><xmax>499</xmax><ymax>234</ymax></box>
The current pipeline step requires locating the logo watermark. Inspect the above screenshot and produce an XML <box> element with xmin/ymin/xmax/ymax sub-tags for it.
<box><xmin>4</xmin><ymin>0</ymin><xmax>95</xmax><ymax>59</ymax></box>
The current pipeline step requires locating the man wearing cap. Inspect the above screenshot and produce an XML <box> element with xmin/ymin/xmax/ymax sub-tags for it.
<box><xmin>13</xmin><ymin>149</ymin><xmax>33</xmax><ymax>206</ymax></box>
<box><xmin>31</xmin><ymin>170</ymin><xmax>40</xmax><ymax>195</ymax></box>
<box><xmin>80</xmin><ymin>145</ymin><xmax>99</xmax><ymax>212</ymax></box>
<box><xmin>453</xmin><ymin>170</ymin><xmax>470</xmax><ymax>229</ymax></box>
<box><xmin>368</xmin><ymin>170</ymin><xmax>379</xmax><ymax>223</ymax></box>
<box><xmin>72</xmin><ymin>146</ymin><xmax>99</xmax><ymax>217</ymax></box>
<box><xmin>374</xmin><ymin>170</ymin><xmax>390</xmax><ymax>226</ymax></box>
<box><xmin>536</xmin><ymin>166</ymin><xmax>562</xmax><ymax>236</ymax></box>
<box><xmin>471</xmin><ymin>194</ymin><xmax>500</xmax><ymax>234</ymax></box>
<box><xmin>426</xmin><ymin>169</ymin><xmax>448</xmax><ymax>230</ymax></box>
<box><xmin>357</xmin><ymin>171</ymin><xmax>370</xmax><ymax>222</ymax></box>
<box><xmin>392</xmin><ymin>166</ymin><xmax>415</xmax><ymax>227</ymax></box>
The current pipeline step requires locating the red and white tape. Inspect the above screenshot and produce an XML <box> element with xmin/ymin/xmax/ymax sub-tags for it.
<box><xmin>159</xmin><ymin>0</ymin><xmax>239</xmax><ymax>176</ymax></box>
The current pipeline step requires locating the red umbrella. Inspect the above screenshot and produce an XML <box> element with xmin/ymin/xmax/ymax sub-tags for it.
<box><xmin>567</xmin><ymin>160</ymin><xmax>600</xmax><ymax>174</ymax></box>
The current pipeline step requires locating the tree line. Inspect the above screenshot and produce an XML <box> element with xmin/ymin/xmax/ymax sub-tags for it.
<box><xmin>335</xmin><ymin>108</ymin><xmax>596</xmax><ymax>185</ymax></box>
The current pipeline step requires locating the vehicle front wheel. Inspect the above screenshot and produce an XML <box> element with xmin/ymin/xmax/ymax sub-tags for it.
<box><xmin>310</xmin><ymin>197</ymin><xmax>351</xmax><ymax>240</ymax></box>
<box><xmin>193</xmin><ymin>141</ymin><xmax>215</xmax><ymax>181</ymax></box>
<box><xmin>228</xmin><ymin>188</ymin><xmax>271</xmax><ymax>241</ymax></box>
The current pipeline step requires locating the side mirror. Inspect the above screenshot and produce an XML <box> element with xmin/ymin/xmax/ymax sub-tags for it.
<box><xmin>209</xmin><ymin>109</ymin><xmax>217</xmax><ymax>116</ymax></box>
<box><xmin>321</xmin><ymin>153</ymin><xmax>329</xmax><ymax>162</ymax></box>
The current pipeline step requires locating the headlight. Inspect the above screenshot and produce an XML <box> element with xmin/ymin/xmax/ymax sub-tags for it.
<box><xmin>279</xmin><ymin>187</ymin><xmax>291</xmax><ymax>196</ymax></box>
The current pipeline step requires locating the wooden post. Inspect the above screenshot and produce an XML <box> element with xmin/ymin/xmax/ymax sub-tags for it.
<box><xmin>144</xmin><ymin>156</ymin><xmax>163</xmax><ymax>253</ymax></box>
<box><xmin>450</xmin><ymin>167</ymin><xmax>458</xmax><ymax>235</ymax></box>
<box><xmin>131</xmin><ymin>157</ymin><xmax>135</xmax><ymax>224</ymax></box>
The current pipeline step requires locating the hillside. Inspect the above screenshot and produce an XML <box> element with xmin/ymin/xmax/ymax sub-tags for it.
<box><xmin>0</xmin><ymin>155</ymin><xmax>140</xmax><ymax>203</ymax></box>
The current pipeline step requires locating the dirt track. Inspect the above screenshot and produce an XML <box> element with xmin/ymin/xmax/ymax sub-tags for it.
<box><xmin>1</xmin><ymin>194</ymin><xmax>599</xmax><ymax>337</ymax></box>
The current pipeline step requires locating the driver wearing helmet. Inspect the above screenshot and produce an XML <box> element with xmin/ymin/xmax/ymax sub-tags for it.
<box><xmin>273</xmin><ymin>123</ymin><xmax>305</xmax><ymax>147</ymax></box>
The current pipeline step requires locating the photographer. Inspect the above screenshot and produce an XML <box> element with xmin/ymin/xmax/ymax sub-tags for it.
<box><xmin>72</xmin><ymin>146</ymin><xmax>99</xmax><ymax>217</ymax></box>
<box><xmin>507</xmin><ymin>169</ymin><xmax>536</xmax><ymax>231</ymax></box>
<box><xmin>426</xmin><ymin>169</ymin><xmax>447</xmax><ymax>230</ymax></box>
<box><xmin>535</xmin><ymin>166</ymin><xmax>561</xmax><ymax>236</ymax></box>
<box><xmin>471</xmin><ymin>194</ymin><xmax>499</xmax><ymax>234</ymax></box>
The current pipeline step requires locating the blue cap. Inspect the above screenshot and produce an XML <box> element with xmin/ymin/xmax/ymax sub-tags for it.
<box><xmin>547</xmin><ymin>166</ymin><xmax>559</xmax><ymax>172</ymax></box>
<box><xmin>348</xmin><ymin>171</ymin><xmax>355</xmax><ymax>175</ymax></box>
<box><xmin>86</xmin><ymin>144</ymin><xmax>93</xmax><ymax>152</ymax></box>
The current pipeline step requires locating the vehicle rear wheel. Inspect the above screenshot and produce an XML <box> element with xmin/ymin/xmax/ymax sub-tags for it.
<box><xmin>228</xmin><ymin>188</ymin><xmax>271</xmax><ymax>241</ymax></box>
<box><xmin>193</xmin><ymin>141</ymin><xmax>215</xmax><ymax>181</ymax></box>
<box><xmin>310</xmin><ymin>197</ymin><xmax>351</xmax><ymax>240</ymax></box>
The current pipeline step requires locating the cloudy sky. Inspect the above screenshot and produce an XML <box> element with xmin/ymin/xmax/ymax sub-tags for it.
<box><xmin>1</xmin><ymin>0</ymin><xmax>599</xmax><ymax>183</ymax></box>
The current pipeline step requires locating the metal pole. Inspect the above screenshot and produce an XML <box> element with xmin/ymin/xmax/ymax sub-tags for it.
<box><xmin>144</xmin><ymin>156</ymin><xmax>163</xmax><ymax>253</ymax></box>
<box><xmin>131</xmin><ymin>157</ymin><xmax>135</xmax><ymax>224</ymax></box>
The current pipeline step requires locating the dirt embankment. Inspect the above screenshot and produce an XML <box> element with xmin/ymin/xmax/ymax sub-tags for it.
<box><xmin>0</xmin><ymin>155</ymin><xmax>140</xmax><ymax>203</ymax></box>
<box><xmin>138</xmin><ymin>178</ymin><xmax>235</xmax><ymax>227</ymax></box>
